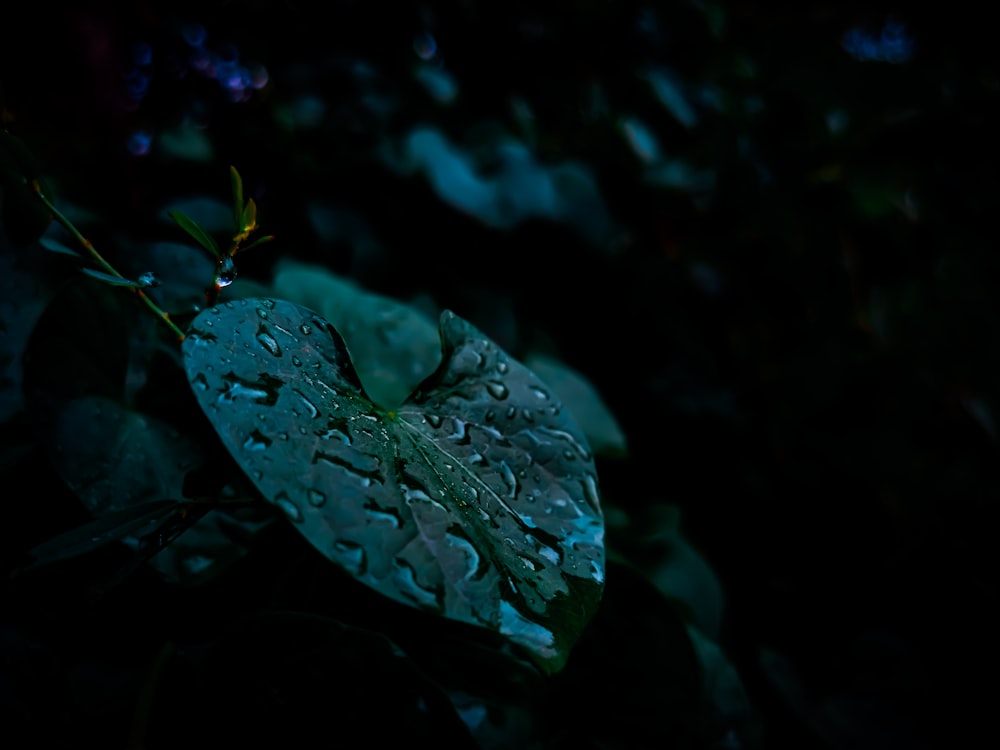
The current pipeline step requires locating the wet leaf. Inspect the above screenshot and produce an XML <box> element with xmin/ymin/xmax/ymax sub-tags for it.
<box><xmin>182</xmin><ymin>297</ymin><xmax>606</xmax><ymax>672</ymax></box>
<box><xmin>116</xmin><ymin>241</ymin><xmax>252</xmax><ymax>314</ymax></box>
<box><xmin>524</xmin><ymin>352</ymin><xmax>628</xmax><ymax>458</ymax></box>
<box><xmin>271</xmin><ymin>260</ymin><xmax>442</xmax><ymax>409</ymax></box>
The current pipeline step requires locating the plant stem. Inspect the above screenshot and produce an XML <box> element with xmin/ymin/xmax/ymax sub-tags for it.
<box><xmin>32</xmin><ymin>182</ymin><xmax>187</xmax><ymax>342</ymax></box>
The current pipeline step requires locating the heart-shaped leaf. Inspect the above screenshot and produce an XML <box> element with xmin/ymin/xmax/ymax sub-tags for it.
<box><xmin>271</xmin><ymin>260</ymin><xmax>442</xmax><ymax>409</ymax></box>
<box><xmin>182</xmin><ymin>297</ymin><xmax>606</xmax><ymax>672</ymax></box>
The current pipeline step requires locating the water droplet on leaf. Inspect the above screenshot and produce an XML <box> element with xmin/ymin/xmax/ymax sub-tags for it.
<box><xmin>275</xmin><ymin>494</ymin><xmax>303</xmax><ymax>522</ymax></box>
<box><xmin>243</xmin><ymin>429</ymin><xmax>271</xmax><ymax>451</ymax></box>
<box><xmin>486</xmin><ymin>381</ymin><xmax>509</xmax><ymax>400</ymax></box>
<box><xmin>256</xmin><ymin>325</ymin><xmax>282</xmax><ymax>356</ymax></box>
<box><xmin>394</xmin><ymin>557</ymin><xmax>442</xmax><ymax>609</ymax></box>
<box><xmin>334</xmin><ymin>539</ymin><xmax>367</xmax><ymax>574</ymax></box>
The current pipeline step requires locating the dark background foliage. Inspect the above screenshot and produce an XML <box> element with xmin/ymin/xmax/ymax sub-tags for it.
<box><xmin>2</xmin><ymin>1</ymin><xmax>997</xmax><ymax>747</ymax></box>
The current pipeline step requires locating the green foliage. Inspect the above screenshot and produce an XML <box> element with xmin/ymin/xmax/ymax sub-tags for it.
<box><xmin>168</xmin><ymin>208</ymin><xmax>221</xmax><ymax>258</ymax></box>
<box><xmin>8</xmin><ymin>2</ymin><xmax>991</xmax><ymax>747</ymax></box>
<box><xmin>181</xmin><ymin>297</ymin><xmax>606</xmax><ymax>672</ymax></box>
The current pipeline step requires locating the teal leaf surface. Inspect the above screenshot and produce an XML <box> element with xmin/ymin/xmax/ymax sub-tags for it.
<box><xmin>182</xmin><ymin>297</ymin><xmax>606</xmax><ymax>671</ymax></box>
<box><xmin>271</xmin><ymin>260</ymin><xmax>441</xmax><ymax>409</ymax></box>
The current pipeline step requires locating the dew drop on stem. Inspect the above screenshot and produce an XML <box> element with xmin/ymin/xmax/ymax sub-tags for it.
<box><xmin>216</xmin><ymin>256</ymin><xmax>237</xmax><ymax>287</ymax></box>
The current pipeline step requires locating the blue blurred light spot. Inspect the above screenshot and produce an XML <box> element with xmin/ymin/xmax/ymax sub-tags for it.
<box><xmin>414</xmin><ymin>65</ymin><xmax>458</xmax><ymax>103</ymax></box>
<box><xmin>216</xmin><ymin>42</ymin><xmax>239</xmax><ymax>65</ymax></box>
<box><xmin>283</xmin><ymin>95</ymin><xmax>327</xmax><ymax>128</ymax></box>
<box><xmin>696</xmin><ymin>85</ymin><xmax>726</xmax><ymax>113</ymax></box>
<box><xmin>176</xmin><ymin>23</ymin><xmax>264</xmax><ymax>103</ymax></box>
<box><xmin>189</xmin><ymin>47</ymin><xmax>211</xmax><ymax>72</ymax></box>
<box><xmin>216</xmin><ymin>60</ymin><xmax>242</xmax><ymax>87</ymax></box>
<box><xmin>690</xmin><ymin>262</ymin><xmax>723</xmax><ymax>298</ymax></box>
<box><xmin>351</xmin><ymin>60</ymin><xmax>377</xmax><ymax>81</ymax></box>
<box><xmin>744</xmin><ymin>96</ymin><xmax>764</xmax><ymax>115</ymax></box>
<box><xmin>125</xmin><ymin>70</ymin><xmax>149</xmax><ymax>99</ymax></box>
<box><xmin>182</xmin><ymin>23</ymin><xmax>207</xmax><ymax>47</ymax></box>
<box><xmin>127</xmin><ymin>130</ymin><xmax>152</xmax><ymax>156</ymax></box>
<box><xmin>620</xmin><ymin>117</ymin><xmax>660</xmax><ymax>163</ymax></box>
<box><xmin>635</xmin><ymin>8</ymin><xmax>660</xmax><ymax>38</ymax></box>
<box><xmin>413</xmin><ymin>32</ymin><xmax>438</xmax><ymax>61</ymax></box>
<box><xmin>133</xmin><ymin>41</ymin><xmax>153</xmax><ymax>66</ymax></box>
<box><xmin>826</xmin><ymin>109</ymin><xmax>849</xmax><ymax>135</ymax></box>
<box><xmin>644</xmin><ymin>159</ymin><xmax>716</xmax><ymax>193</ymax></box>
<box><xmin>250</xmin><ymin>64</ymin><xmax>269</xmax><ymax>90</ymax></box>
<box><xmin>842</xmin><ymin>19</ymin><xmax>915</xmax><ymax>63</ymax></box>
<box><xmin>646</xmin><ymin>67</ymin><xmax>699</xmax><ymax>128</ymax></box>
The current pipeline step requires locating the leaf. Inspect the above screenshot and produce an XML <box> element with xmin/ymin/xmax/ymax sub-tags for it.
<box><xmin>230</xmin><ymin>165</ymin><xmax>244</xmax><ymax>233</ymax></box>
<box><xmin>76</xmin><ymin>267</ymin><xmax>160</xmax><ymax>290</ymax></box>
<box><xmin>241</xmin><ymin>234</ymin><xmax>275</xmax><ymax>252</ymax></box>
<box><xmin>642</xmin><ymin>504</ymin><xmax>726</xmax><ymax>638</ymax></box>
<box><xmin>685</xmin><ymin>623</ymin><xmax>757</xmax><ymax>742</ymax></box>
<box><xmin>389</xmin><ymin>126</ymin><xmax>615</xmax><ymax>244</ymax></box>
<box><xmin>42</xmin><ymin>395</ymin><xmax>267</xmax><ymax>585</ymax></box>
<box><xmin>79</xmin><ymin>268</ymin><xmax>143</xmax><ymax>287</ymax></box>
<box><xmin>182</xmin><ymin>297</ymin><xmax>606</xmax><ymax>672</ymax></box>
<box><xmin>38</xmin><ymin>236</ymin><xmax>81</xmax><ymax>257</ymax></box>
<box><xmin>18</xmin><ymin>500</ymin><xmax>182</xmax><ymax>572</ymax></box>
<box><xmin>241</xmin><ymin>197</ymin><xmax>257</xmax><ymax>234</ymax></box>
<box><xmin>160</xmin><ymin>196</ymin><xmax>232</xmax><ymax>234</ymax></box>
<box><xmin>167</xmin><ymin>209</ymin><xmax>221</xmax><ymax>258</ymax></box>
<box><xmin>524</xmin><ymin>352</ymin><xmax>628</xmax><ymax>458</ymax></box>
<box><xmin>271</xmin><ymin>260</ymin><xmax>443</xmax><ymax>409</ymax></box>
<box><xmin>115</xmin><ymin>241</ymin><xmax>237</xmax><ymax>313</ymax></box>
